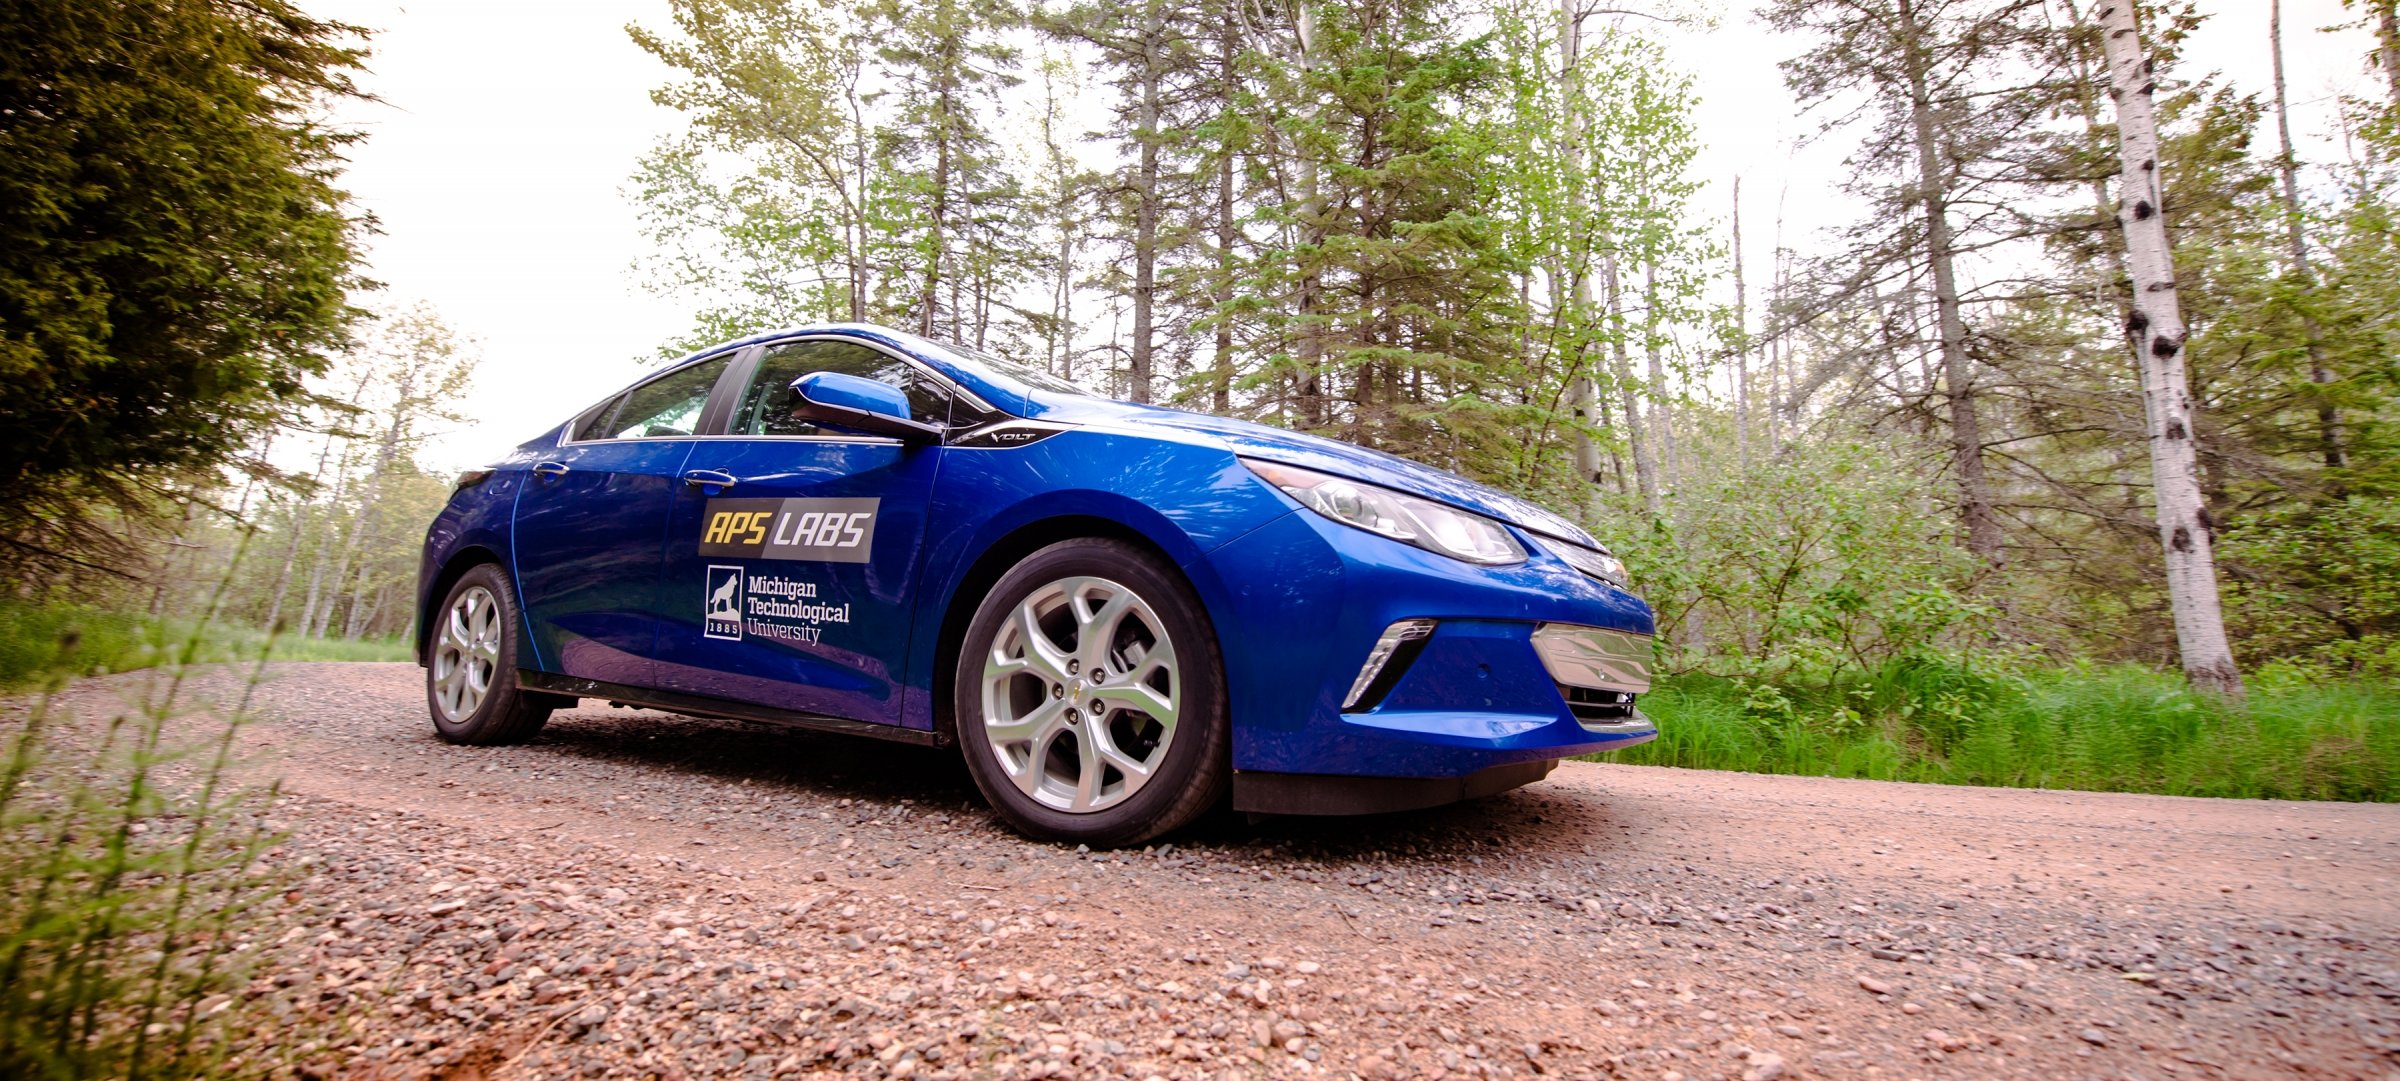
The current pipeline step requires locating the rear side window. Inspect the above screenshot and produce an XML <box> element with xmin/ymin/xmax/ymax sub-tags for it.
<box><xmin>733</xmin><ymin>340</ymin><xmax>951</xmax><ymax>437</ymax></box>
<box><xmin>571</xmin><ymin>354</ymin><xmax>734</xmax><ymax>441</ymax></box>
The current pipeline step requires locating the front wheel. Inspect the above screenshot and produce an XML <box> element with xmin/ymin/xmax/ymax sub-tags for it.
<box><xmin>954</xmin><ymin>538</ymin><xmax>1229</xmax><ymax>846</ymax></box>
<box><xmin>426</xmin><ymin>563</ymin><xmax>555</xmax><ymax>746</ymax></box>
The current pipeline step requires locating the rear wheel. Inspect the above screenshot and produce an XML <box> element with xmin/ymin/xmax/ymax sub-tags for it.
<box><xmin>427</xmin><ymin>564</ymin><xmax>556</xmax><ymax>746</ymax></box>
<box><xmin>954</xmin><ymin>538</ymin><xmax>1228</xmax><ymax>846</ymax></box>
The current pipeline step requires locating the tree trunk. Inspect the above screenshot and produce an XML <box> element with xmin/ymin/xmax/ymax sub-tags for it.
<box><xmin>1211</xmin><ymin>8</ymin><xmax>1239</xmax><ymax>415</ymax></box>
<box><xmin>1731</xmin><ymin>175</ymin><xmax>1750</xmax><ymax>469</ymax></box>
<box><xmin>1129</xmin><ymin>0</ymin><xmax>1164</xmax><ymax>405</ymax></box>
<box><xmin>266</xmin><ymin>415</ymin><xmax>345</xmax><ymax>634</ymax></box>
<box><xmin>2371</xmin><ymin>0</ymin><xmax>2400</xmax><ymax>105</ymax></box>
<box><xmin>2271</xmin><ymin>0</ymin><xmax>2344</xmax><ymax>473</ymax></box>
<box><xmin>2097</xmin><ymin>0</ymin><xmax>2245</xmax><ymax>700</ymax></box>
<box><xmin>1898</xmin><ymin>0</ymin><xmax>2001</xmax><ymax>563</ymax></box>
<box><xmin>1644</xmin><ymin>258</ymin><xmax>1675</xmax><ymax>485</ymax></box>
<box><xmin>850</xmin><ymin>69</ymin><xmax>873</xmax><ymax>320</ymax></box>
<box><xmin>1293</xmin><ymin>2</ymin><xmax>1327</xmax><ymax>428</ymax></box>
<box><xmin>920</xmin><ymin>24</ymin><xmax>956</xmax><ymax>338</ymax></box>
<box><xmin>1606</xmin><ymin>254</ymin><xmax>1663</xmax><ymax>520</ymax></box>
<box><xmin>319</xmin><ymin>359</ymin><xmax>420</xmax><ymax>639</ymax></box>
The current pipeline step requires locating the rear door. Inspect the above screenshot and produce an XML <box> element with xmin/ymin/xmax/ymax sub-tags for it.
<box><xmin>653</xmin><ymin>337</ymin><xmax>955</xmax><ymax>728</ymax></box>
<box><xmin>511</xmin><ymin>350</ymin><xmax>745</xmax><ymax>688</ymax></box>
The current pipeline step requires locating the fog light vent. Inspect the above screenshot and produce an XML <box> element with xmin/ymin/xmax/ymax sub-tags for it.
<box><xmin>1342</xmin><ymin>619</ymin><xmax>1437</xmax><ymax>712</ymax></box>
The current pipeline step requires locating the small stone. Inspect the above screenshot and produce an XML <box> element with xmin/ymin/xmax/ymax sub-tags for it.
<box><xmin>1741</xmin><ymin>1051</ymin><xmax>1786</xmax><ymax>1081</ymax></box>
<box><xmin>1858</xmin><ymin>975</ymin><xmax>1892</xmax><ymax>996</ymax></box>
<box><xmin>2079</xmin><ymin>1027</ymin><xmax>2109</xmax><ymax>1047</ymax></box>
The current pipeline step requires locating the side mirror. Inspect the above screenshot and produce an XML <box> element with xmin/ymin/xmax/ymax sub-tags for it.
<box><xmin>789</xmin><ymin>372</ymin><xmax>942</xmax><ymax>444</ymax></box>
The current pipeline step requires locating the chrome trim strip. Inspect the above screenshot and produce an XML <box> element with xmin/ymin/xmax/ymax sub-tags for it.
<box><xmin>1530</xmin><ymin>623</ymin><xmax>1653</xmax><ymax>694</ymax></box>
<box><xmin>557</xmin><ymin>434</ymin><xmax>907</xmax><ymax>448</ymax></box>
<box><xmin>1573</xmin><ymin>709</ymin><xmax>1653</xmax><ymax>735</ymax></box>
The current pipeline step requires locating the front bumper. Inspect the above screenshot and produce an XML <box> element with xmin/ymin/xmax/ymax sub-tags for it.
<box><xmin>1195</xmin><ymin>508</ymin><xmax>1658</xmax><ymax>807</ymax></box>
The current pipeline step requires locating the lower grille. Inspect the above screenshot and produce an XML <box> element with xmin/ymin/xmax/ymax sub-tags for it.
<box><xmin>1561</xmin><ymin>685</ymin><xmax>1637</xmax><ymax>724</ymax></box>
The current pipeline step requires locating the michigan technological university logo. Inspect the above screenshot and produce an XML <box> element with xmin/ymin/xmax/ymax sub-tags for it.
<box><xmin>703</xmin><ymin>565</ymin><xmax>744</xmax><ymax>640</ymax></box>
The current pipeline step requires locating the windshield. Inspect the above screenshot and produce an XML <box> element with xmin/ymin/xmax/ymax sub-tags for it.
<box><xmin>926</xmin><ymin>338</ymin><xmax>1093</xmax><ymax>397</ymax></box>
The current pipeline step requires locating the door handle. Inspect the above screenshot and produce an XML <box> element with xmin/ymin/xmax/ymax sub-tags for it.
<box><xmin>532</xmin><ymin>461</ymin><xmax>569</xmax><ymax>478</ymax></box>
<box><xmin>684</xmin><ymin>469</ymin><xmax>738</xmax><ymax>489</ymax></box>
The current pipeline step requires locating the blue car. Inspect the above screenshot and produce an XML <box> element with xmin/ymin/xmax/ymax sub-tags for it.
<box><xmin>417</xmin><ymin>324</ymin><xmax>1655</xmax><ymax>844</ymax></box>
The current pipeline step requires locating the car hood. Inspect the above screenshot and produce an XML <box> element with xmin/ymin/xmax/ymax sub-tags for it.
<box><xmin>1030</xmin><ymin>396</ymin><xmax>1602</xmax><ymax>550</ymax></box>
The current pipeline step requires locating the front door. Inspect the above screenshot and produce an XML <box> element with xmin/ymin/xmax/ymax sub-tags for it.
<box><xmin>512</xmin><ymin>350</ymin><xmax>740</xmax><ymax>688</ymax></box>
<box><xmin>654</xmin><ymin>338</ymin><xmax>955</xmax><ymax>728</ymax></box>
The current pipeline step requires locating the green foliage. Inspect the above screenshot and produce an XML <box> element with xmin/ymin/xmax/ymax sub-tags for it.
<box><xmin>0</xmin><ymin>631</ymin><xmax>294</xmax><ymax>1077</ymax></box>
<box><xmin>1610</xmin><ymin>439</ymin><xmax>1987</xmax><ymax>679</ymax></box>
<box><xmin>1615</xmin><ymin>662</ymin><xmax>2400</xmax><ymax>802</ymax></box>
<box><xmin>0</xmin><ymin>600</ymin><xmax>407</xmax><ymax>691</ymax></box>
<box><xmin>2221</xmin><ymin>498</ymin><xmax>2400</xmax><ymax>676</ymax></box>
<box><xmin>0</xmin><ymin>0</ymin><xmax>368</xmax><ymax>577</ymax></box>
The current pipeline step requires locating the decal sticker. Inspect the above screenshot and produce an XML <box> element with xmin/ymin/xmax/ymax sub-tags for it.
<box><xmin>704</xmin><ymin>565</ymin><xmax>744</xmax><ymax>640</ymax></box>
<box><xmin>701</xmin><ymin>566</ymin><xmax>853</xmax><ymax>648</ymax></box>
<box><xmin>698</xmin><ymin>497</ymin><xmax>879</xmax><ymax>564</ymax></box>
<box><xmin>738</xmin><ymin>573</ymin><xmax>849</xmax><ymax>646</ymax></box>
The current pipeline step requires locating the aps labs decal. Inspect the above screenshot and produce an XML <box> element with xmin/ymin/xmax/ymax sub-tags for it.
<box><xmin>698</xmin><ymin>498</ymin><xmax>877</xmax><ymax>646</ymax></box>
<box><xmin>697</xmin><ymin>497</ymin><xmax>879</xmax><ymax>563</ymax></box>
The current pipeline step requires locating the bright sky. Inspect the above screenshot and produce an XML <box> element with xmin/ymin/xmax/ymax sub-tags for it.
<box><xmin>311</xmin><ymin>0</ymin><xmax>2381</xmax><ymax>471</ymax></box>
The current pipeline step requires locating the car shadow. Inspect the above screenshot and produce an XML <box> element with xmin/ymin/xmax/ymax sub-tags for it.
<box><xmin>520</xmin><ymin>705</ymin><xmax>1635</xmax><ymax>868</ymax></box>
<box><xmin>524</xmin><ymin>705</ymin><xmax>983</xmax><ymax>806</ymax></box>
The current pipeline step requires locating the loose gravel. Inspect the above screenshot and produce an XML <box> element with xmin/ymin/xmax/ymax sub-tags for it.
<box><xmin>30</xmin><ymin>663</ymin><xmax>2400</xmax><ymax>1079</ymax></box>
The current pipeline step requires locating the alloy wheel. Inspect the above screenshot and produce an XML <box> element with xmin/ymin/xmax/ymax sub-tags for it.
<box><xmin>979</xmin><ymin>576</ymin><xmax>1181</xmax><ymax>813</ymax></box>
<box><xmin>432</xmin><ymin>584</ymin><xmax>502</xmax><ymax>723</ymax></box>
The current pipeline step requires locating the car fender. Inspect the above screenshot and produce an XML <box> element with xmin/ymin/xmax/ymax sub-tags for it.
<box><xmin>900</xmin><ymin>433</ymin><xmax>1292</xmax><ymax>732</ymax></box>
<box><xmin>415</xmin><ymin>466</ymin><xmax>528</xmax><ymax>665</ymax></box>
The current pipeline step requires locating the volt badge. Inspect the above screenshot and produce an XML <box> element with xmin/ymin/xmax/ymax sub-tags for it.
<box><xmin>704</xmin><ymin>565</ymin><xmax>744</xmax><ymax>641</ymax></box>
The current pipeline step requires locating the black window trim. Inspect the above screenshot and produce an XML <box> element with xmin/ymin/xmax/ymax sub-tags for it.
<box><xmin>559</xmin><ymin>346</ymin><xmax>755</xmax><ymax>447</ymax></box>
<box><xmin>715</xmin><ymin>333</ymin><xmax>988</xmax><ymax>443</ymax></box>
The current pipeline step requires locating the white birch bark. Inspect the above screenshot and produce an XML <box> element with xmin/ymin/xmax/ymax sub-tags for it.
<box><xmin>2096</xmin><ymin>0</ymin><xmax>2245</xmax><ymax>699</ymax></box>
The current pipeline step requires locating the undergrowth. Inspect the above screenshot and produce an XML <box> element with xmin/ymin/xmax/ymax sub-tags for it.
<box><xmin>1</xmin><ymin>560</ymin><xmax>297</xmax><ymax>1076</ymax></box>
<box><xmin>0</xmin><ymin>601</ymin><xmax>407</xmax><ymax>690</ymax></box>
<box><xmin>1610</xmin><ymin>656</ymin><xmax>2399</xmax><ymax>801</ymax></box>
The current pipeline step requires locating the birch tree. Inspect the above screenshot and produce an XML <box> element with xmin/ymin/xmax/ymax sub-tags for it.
<box><xmin>2095</xmin><ymin>0</ymin><xmax>2244</xmax><ymax>699</ymax></box>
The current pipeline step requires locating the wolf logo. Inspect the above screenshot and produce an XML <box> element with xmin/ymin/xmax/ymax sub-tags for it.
<box><xmin>704</xmin><ymin>565</ymin><xmax>743</xmax><ymax>640</ymax></box>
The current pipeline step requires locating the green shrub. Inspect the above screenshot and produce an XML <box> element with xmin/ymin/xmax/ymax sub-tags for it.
<box><xmin>0</xmin><ymin>600</ymin><xmax>408</xmax><ymax>690</ymax></box>
<box><xmin>1609</xmin><ymin>661</ymin><xmax>2400</xmax><ymax>801</ymax></box>
<box><xmin>0</xmin><ymin>651</ymin><xmax>288</xmax><ymax>1078</ymax></box>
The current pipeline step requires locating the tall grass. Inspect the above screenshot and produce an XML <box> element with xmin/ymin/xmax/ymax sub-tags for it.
<box><xmin>1</xmin><ymin>542</ymin><xmax>302</xmax><ymax>1078</ymax></box>
<box><xmin>0</xmin><ymin>601</ymin><xmax>407</xmax><ymax>690</ymax></box>
<box><xmin>1614</xmin><ymin>659</ymin><xmax>2399</xmax><ymax>801</ymax></box>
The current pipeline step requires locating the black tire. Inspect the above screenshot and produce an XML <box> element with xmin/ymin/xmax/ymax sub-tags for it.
<box><xmin>426</xmin><ymin>563</ymin><xmax>557</xmax><ymax>746</ymax></box>
<box><xmin>954</xmin><ymin>538</ymin><xmax>1229</xmax><ymax>846</ymax></box>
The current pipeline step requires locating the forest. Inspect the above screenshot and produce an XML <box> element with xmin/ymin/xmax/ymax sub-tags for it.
<box><xmin>4</xmin><ymin>0</ymin><xmax>2396</xmax><ymax>798</ymax></box>
<box><xmin>608</xmin><ymin>0</ymin><xmax>2400</xmax><ymax>794</ymax></box>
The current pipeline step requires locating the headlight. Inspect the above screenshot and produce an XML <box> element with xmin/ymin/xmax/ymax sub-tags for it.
<box><xmin>1549</xmin><ymin>541</ymin><xmax>1629</xmax><ymax>587</ymax></box>
<box><xmin>1245</xmin><ymin>460</ymin><xmax>1526</xmax><ymax>565</ymax></box>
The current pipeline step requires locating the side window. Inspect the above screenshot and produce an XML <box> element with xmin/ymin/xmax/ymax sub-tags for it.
<box><xmin>734</xmin><ymin>340</ymin><xmax>951</xmax><ymax>437</ymax></box>
<box><xmin>577</xmin><ymin>354</ymin><xmax>734</xmax><ymax>441</ymax></box>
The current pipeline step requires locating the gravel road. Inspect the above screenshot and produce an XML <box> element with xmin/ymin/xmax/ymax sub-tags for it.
<box><xmin>43</xmin><ymin>662</ymin><xmax>2400</xmax><ymax>1080</ymax></box>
